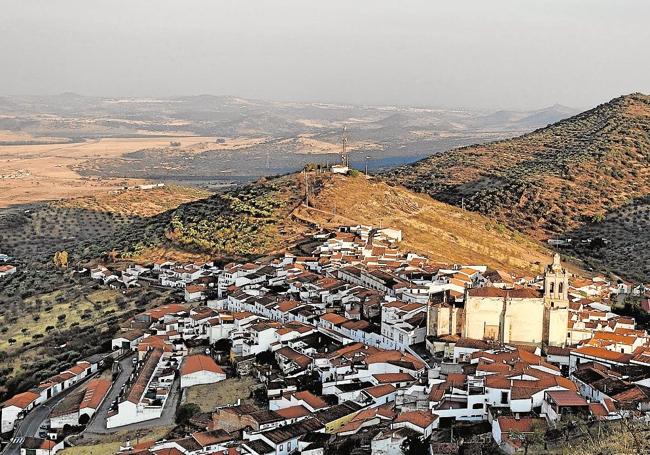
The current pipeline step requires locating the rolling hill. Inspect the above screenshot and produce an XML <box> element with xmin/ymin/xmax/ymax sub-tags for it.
<box><xmin>385</xmin><ymin>93</ymin><xmax>650</xmax><ymax>280</ymax></box>
<box><xmin>97</xmin><ymin>173</ymin><xmax>553</xmax><ymax>275</ymax></box>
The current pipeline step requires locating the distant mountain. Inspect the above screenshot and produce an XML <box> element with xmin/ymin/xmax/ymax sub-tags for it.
<box><xmin>470</xmin><ymin>104</ymin><xmax>580</xmax><ymax>131</ymax></box>
<box><xmin>385</xmin><ymin>93</ymin><xmax>650</xmax><ymax>280</ymax></box>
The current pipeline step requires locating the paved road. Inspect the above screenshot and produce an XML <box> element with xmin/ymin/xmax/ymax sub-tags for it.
<box><xmin>2</xmin><ymin>376</ymin><xmax>89</xmax><ymax>455</ymax></box>
<box><xmin>82</xmin><ymin>354</ymin><xmax>136</xmax><ymax>434</ymax></box>
<box><xmin>81</xmin><ymin>355</ymin><xmax>179</xmax><ymax>436</ymax></box>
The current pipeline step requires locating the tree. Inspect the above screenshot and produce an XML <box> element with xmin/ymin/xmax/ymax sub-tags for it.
<box><xmin>510</xmin><ymin>421</ymin><xmax>546</xmax><ymax>455</ymax></box>
<box><xmin>401</xmin><ymin>434</ymin><xmax>429</xmax><ymax>455</ymax></box>
<box><xmin>78</xmin><ymin>413</ymin><xmax>91</xmax><ymax>425</ymax></box>
<box><xmin>53</xmin><ymin>250</ymin><xmax>69</xmax><ymax>268</ymax></box>
<box><xmin>176</xmin><ymin>403</ymin><xmax>201</xmax><ymax>426</ymax></box>
<box><xmin>102</xmin><ymin>355</ymin><xmax>115</xmax><ymax>370</ymax></box>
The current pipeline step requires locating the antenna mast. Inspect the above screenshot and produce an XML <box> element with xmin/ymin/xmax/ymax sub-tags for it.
<box><xmin>341</xmin><ymin>125</ymin><xmax>348</xmax><ymax>167</ymax></box>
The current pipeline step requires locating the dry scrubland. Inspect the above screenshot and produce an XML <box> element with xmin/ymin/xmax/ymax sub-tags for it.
<box><xmin>59</xmin><ymin>426</ymin><xmax>173</xmax><ymax>455</ymax></box>
<box><xmin>386</xmin><ymin>93</ymin><xmax>650</xmax><ymax>280</ymax></box>
<box><xmin>89</xmin><ymin>173</ymin><xmax>555</xmax><ymax>275</ymax></box>
<box><xmin>0</xmin><ymin>289</ymin><xmax>120</xmax><ymax>351</ymax></box>
<box><xmin>0</xmin><ymin>186</ymin><xmax>212</xmax><ymax>263</ymax></box>
<box><xmin>55</xmin><ymin>185</ymin><xmax>211</xmax><ymax>217</ymax></box>
<box><xmin>184</xmin><ymin>376</ymin><xmax>258</xmax><ymax>412</ymax></box>
<box><xmin>294</xmin><ymin>174</ymin><xmax>553</xmax><ymax>275</ymax></box>
<box><xmin>0</xmin><ymin>135</ymin><xmax>215</xmax><ymax>207</ymax></box>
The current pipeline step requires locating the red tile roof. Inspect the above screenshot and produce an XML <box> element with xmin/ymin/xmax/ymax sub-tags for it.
<box><xmin>394</xmin><ymin>410</ymin><xmax>438</xmax><ymax>428</ymax></box>
<box><xmin>546</xmin><ymin>390</ymin><xmax>588</xmax><ymax>407</ymax></box>
<box><xmin>80</xmin><ymin>378</ymin><xmax>112</xmax><ymax>410</ymax></box>
<box><xmin>275</xmin><ymin>405</ymin><xmax>311</xmax><ymax>419</ymax></box>
<box><xmin>372</xmin><ymin>373</ymin><xmax>415</xmax><ymax>384</ymax></box>
<box><xmin>364</xmin><ymin>384</ymin><xmax>397</xmax><ymax>398</ymax></box>
<box><xmin>3</xmin><ymin>391</ymin><xmax>40</xmax><ymax>409</ymax></box>
<box><xmin>181</xmin><ymin>354</ymin><xmax>225</xmax><ymax>376</ymax></box>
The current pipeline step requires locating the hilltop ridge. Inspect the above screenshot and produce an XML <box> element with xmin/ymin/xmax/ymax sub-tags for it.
<box><xmin>104</xmin><ymin>173</ymin><xmax>554</xmax><ymax>275</ymax></box>
<box><xmin>385</xmin><ymin>93</ymin><xmax>650</xmax><ymax>279</ymax></box>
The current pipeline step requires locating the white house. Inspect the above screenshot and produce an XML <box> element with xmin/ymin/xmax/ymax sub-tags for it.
<box><xmin>1</xmin><ymin>391</ymin><xmax>41</xmax><ymax>433</ymax></box>
<box><xmin>111</xmin><ymin>329</ymin><xmax>145</xmax><ymax>351</ymax></box>
<box><xmin>180</xmin><ymin>354</ymin><xmax>226</xmax><ymax>389</ymax></box>
<box><xmin>20</xmin><ymin>437</ymin><xmax>63</xmax><ymax>455</ymax></box>
<box><xmin>0</xmin><ymin>265</ymin><xmax>17</xmax><ymax>277</ymax></box>
<box><xmin>391</xmin><ymin>410</ymin><xmax>438</xmax><ymax>438</ymax></box>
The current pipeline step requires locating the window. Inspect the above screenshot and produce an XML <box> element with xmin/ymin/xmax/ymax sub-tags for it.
<box><xmin>501</xmin><ymin>391</ymin><xmax>508</xmax><ymax>404</ymax></box>
<box><xmin>549</xmin><ymin>282</ymin><xmax>555</xmax><ymax>293</ymax></box>
<box><xmin>559</xmin><ymin>282</ymin><xmax>564</xmax><ymax>294</ymax></box>
<box><xmin>288</xmin><ymin>441</ymin><xmax>292</xmax><ymax>451</ymax></box>
<box><xmin>280</xmin><ymin>444</ymin><xmax>283</xmax><ymax>451</ymax></box>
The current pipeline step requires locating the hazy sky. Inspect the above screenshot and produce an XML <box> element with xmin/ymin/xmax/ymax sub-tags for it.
<box><xmin>1</xmin><ymin>0</ymin><xmax>649</xmax><ymax>110</ymax></box>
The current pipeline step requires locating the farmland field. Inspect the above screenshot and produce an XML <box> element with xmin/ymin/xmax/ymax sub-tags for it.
<box><xmin>0</xmin><ymin>136</ymin><xmax>216</xmax><ymax>208</ymax></box>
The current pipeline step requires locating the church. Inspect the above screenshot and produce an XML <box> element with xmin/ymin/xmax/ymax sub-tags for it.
<box><xmin>428</xmin><ymin>254</ymin><xmax>570</xmax><ymax>347</ymax></box>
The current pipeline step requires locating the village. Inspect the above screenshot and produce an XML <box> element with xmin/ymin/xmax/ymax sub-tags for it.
<box><xmin>2</xmin><ymin>225</ymin><xmax>650</xmax><ymax>455</ymax></box>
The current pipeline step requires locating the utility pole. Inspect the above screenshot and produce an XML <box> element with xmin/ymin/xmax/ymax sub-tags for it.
<box><xmin>365</xmin><ymin>156</ymin><xmax>371</xmax><ymax>176</ymax></box>
<box><xmin>304</xmin><ymin>169</ymin><xmax>309</xmax><ymax>206</ymax></box>
<box><xmin>341</xmin><ymin>125</ymin><xmax>348</xmax><ymax>166</ymax></box>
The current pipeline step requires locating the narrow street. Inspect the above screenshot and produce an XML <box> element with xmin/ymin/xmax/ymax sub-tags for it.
<box><xmin>2</xmin><ymin>372</ymin><xmax>96</xmax><ymax>455</ymax></box>
<box><xmin>82</xmin><ymin>354</ymin><xmax>136</xmax><ymax>434</ymax></box>
<box><xmin>80</xmin><ymin>354</ymin><xmax>179</xmax><ymax>437</ymax></box>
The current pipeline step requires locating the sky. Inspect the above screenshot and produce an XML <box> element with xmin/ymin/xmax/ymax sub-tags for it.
<box><xmin>1</xmin><ymin>0</ymin><xmax>649</xmax><ymax>110</ymax></box>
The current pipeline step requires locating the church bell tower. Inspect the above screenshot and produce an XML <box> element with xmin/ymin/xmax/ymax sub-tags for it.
<box><xmin>544</xmin><ymin>253</ymin><xmax>569</xmax><ymax>308</ymax></box>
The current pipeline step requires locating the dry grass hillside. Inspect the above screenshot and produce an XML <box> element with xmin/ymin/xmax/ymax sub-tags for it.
<box><xmin>0</xmin><ymin>186</ymin><xmax>212</xmax><ymax>263</ymax></box>
<box><xmin>55</xmin><ymin>185</ymin><xmax>211</xmax><ymax>217</ymax></box>
<box><xmin>294</xmin><ymin>174</ymin><xmax>553</xmax><ymax>275</ymax></box>
<box><xmin>386</xmin><ymin>93</ymin><xmax>650</xmax><ymax>280</ymax></box>
<box><xmin>1</xmin><ymin>171</ymin><xmax>557</xmax><ymax>276</ymax></box>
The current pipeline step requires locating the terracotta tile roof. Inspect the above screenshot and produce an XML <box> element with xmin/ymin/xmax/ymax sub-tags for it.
<box><xmin>446</xmin><ymin>373</ymin><xmax>466</xmax><ymax>387</ymax></box>
<box><xmin>145</xmin><ymin>304</ymin><xmax>187</xmax><ymax>320</ymax></box>
<box><xmin>126</xmin><ymin>348</ymin><xmax>163</xmax><ymax>404</ymax></box>
<box><xmin>80</xmin><ymin>378</ymin><xmax>112</xmax><ymax>410</ymax></box>
<box><xmin>181</xmin><ymin>354</ymin><xmax>225</xmax><ymax>376</ymax></box>
<box><xmin>364</xmin><ymin>384</ymin><xmax>397</xmax><ymax>398</ymax></box>
<box><xmin>138</xmin><ymin>335</ymin><xmax>173</xmax><ymax>353</ymax></box>
<box><xmin>394</xmin><ymin>410</ymin><xmax>438</xmax><ymax>428</ymax></box>
<box><xmin>191</xmin><ymin>429</ymin><xmax>233</xmax><ymax>447</ymax></box>
<box><xmin>277</xmin><ymin>300</ymin><xmax>301</xmax><ymax>312</ymax></box>
<box><xmin>352</xmin><ymin>404</ymin><xmax>396</xmax><ymax>421</ymax></box>
<box><xmin>467</xmin><ymin>287</ymin><xmax>542</xmax><ymax>298</ymax></box>
<box><xmin>611</xmin><ymin>385</ymin><xmax>650</xmax><ymax>404</ymax></box>
<box><xmin>275</xmin><ymin>405</ymin><xmax>311</xmax><ymax>419</ymax></box>
<box><xmin>153</xmin><ymin>448</ymin><xmax>184</xmax><ymax>455</ymax></box>
<box><xmin>546</xmin><ymin>390</ymin><xmax>588</xmax><ymax>407</ymax></box>
<box><xmin>320</xmin><ymin>312</ymin><xmax>348</xmax><ymax>325</ymax></box>
<box><xmin>294</xmin><ymin>390</ymin><xmax>328</xmax><ymax>410</ymax></box>
<box><xmin>572</xmin><ymin>346</ymin><xmax>632</xmax><ymax>363</ymax></box>
<box><xmin>364</xmin><ymin>350</ymin><xmax>426</xmax><ymax>371</ymax></box>
<box><xmin>20</xmin><ymin>438</ymin><xmax>57</xmax><ymax>450</ymax></box>
<box><xmin>116</xmin><ymin>329</ymin><xmax>145</xmax><ymax>341</ymax></box>
<box><xmin>3</xmin><ymin>391</ymin><xmax>40</xmax><ymax>409</ymax></box>
<box><xmin>185</xmin><ymin>284</ymin><xmax>206</xmax><ymax>294</ymax></box>
<box><xmin>275</xmin><ymin>346</ymin><xmax>312</xmax><ymax>369</ymax></box>
<box><xmin>589</xmin><ymin>402</ymin><xmax>608</xmax><ymax>418</ymax></box>
<box><xmin>67</xmin><ymin>361</ymin><xmax>91</xmax><ymax>376</ymax></box>
<box><xmin>496</xmin><ymin>417</ymin><xmax>546</xmax><ymax>438</ymax></box>
<box><xmin>372</xmin><ymin>373</ymin><xmax>415</xmax><ymax>384</ymax></box>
